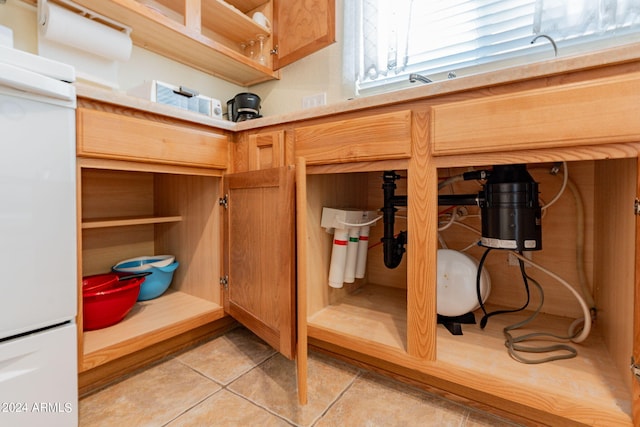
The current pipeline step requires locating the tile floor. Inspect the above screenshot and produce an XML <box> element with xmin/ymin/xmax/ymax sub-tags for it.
<box><xmin>79</xmin><ymin>327</ymin><xmax>525</xmax><ymax>427</ymax></box>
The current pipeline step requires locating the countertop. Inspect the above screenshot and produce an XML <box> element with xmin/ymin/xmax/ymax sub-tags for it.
<box><xmin>76</xmin><ymin>42</ymin><xmax>640</xmax><ymax>133</ymax></box>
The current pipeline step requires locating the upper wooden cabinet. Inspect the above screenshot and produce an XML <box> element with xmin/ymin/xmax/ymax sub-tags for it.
<box><xmin>272</xmin><ymin>0</ymin><xmax>335</xmax><ymax>69</ymax></box>
<box><xmin>70</xmin><ymin>0</ymin><xmax>335</xmax><ymax>85</ymax></box>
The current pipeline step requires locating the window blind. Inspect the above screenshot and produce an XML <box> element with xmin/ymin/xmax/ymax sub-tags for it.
<box><xmin>348</xmin><ymin>0</ymin><xmax>640</xmax><ymax>94</ymax></box>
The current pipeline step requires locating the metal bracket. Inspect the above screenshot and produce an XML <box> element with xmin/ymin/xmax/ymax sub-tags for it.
<box><xmin>38</xmin><ymin>0</ymin><xmax>132</xmax><ymax>35</ymax></box>
<box><xmin>270</xmin><ymin>45</ymin><xmax>279</xmax><ymax>55</ymax></box>
<box><xmin>219</xmin><ymin>275</ymin><xmax>229</xmax><ymax>290</ymax></box>
<box><xmin>219</xmin><ymin>194</ymin><xmax>228</xmax><ymax>209</ymax></box>
<box><xmin>634</xmin><ymin>198</ymin><xmax>640</xmax><ymax>216</ymax></box>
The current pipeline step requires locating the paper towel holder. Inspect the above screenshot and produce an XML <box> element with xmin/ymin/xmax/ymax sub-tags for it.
<box><xmin>38</xmin><ymin>0</ymin><xmax>131</xmax><ymax>36</ymax></box>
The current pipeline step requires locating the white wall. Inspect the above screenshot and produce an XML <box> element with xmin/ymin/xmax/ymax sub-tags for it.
<box><xmin>251</xmin><ymin>0</ymin><xmax>355</xmax><ymax>117</ymax></box>
<box><xmin>0</xmin><ymin>0</ymin><xmax>352</xmax><ymax>117</ymax></box>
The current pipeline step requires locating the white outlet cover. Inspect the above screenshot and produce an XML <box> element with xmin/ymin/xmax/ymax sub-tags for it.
<box><xmin>302</xmin><ymin>92</ymin><xmax>326</xmax><ymax>109</ymax></box>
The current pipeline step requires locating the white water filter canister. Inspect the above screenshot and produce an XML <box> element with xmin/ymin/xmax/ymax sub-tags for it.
<box><xmin>343</xmin><ymin>227</ymin><xmax>360</xmax><ymax>283</ymax></box>
<box><xmin>328</xmin><ymin>228</ymin><xmax>349</xmax><ymax>288</ymax></box>
<box><xmin>355</xmin><ymin>225</ymin><xmax>370</xmax><ymax>279</ymax></box>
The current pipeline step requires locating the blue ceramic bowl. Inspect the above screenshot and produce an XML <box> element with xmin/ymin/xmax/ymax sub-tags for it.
<box><xmin>114</xmin><ymin>261</ymin><xmax>179</xmax><ymax>301</ymax></box>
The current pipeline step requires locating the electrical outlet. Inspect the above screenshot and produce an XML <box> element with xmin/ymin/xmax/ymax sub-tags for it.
<box><xmin>302</xmin><ymin>92</ymin><xmax>327</xmax><ymax>109</ymax></box>
<box><xmin>508</xmin><ymin>251</ymin><xmax>532</xmax><ymax>267</ymax></box>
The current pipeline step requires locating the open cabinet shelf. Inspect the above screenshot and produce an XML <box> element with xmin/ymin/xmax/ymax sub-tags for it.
<box><xmin>69</xmin><ymin>0</ymin><xmax>277</xmax><ymax>85</ymax></box>
<box><xmin>82</xmin><ymin>290</ymin><xmax>224</xmax><ymax>370</ymax></box>
<box><xmin>79</xmin><ymin>167</ymin><xmax>223</xmax><ymax>372</ymax></box>
<box><xmin>81</xmin><ymin>215</ymin><xmax>182</xmax><ymax>229</ymax></box>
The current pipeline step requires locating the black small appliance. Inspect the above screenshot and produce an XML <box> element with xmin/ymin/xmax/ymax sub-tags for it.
<box><xmin>226</xmin><ymin>92</ymin><xmax>262</xmax><ymax>122</ymax></box>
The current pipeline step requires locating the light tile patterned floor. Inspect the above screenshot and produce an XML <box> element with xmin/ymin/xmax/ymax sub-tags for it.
<box><xmin>79</xmin><ymin>327</ymin><xmax>525</xmax><ymax>427</ymax></box>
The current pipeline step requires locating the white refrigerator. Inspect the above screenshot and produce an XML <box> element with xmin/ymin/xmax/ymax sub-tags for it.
<box><xmin>0</xmin><ymin>45</ymin><xmax>78</xmax><ymax>427</ymax></box>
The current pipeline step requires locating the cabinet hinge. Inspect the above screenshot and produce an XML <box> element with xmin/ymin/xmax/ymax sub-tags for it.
<box><xmin>219</xmin><ymin>194</ymin><xmax>228</xmax><ymax>209</ymax></box>
<box><xmin>631</xmin><ymin>356</ymin><xmax>640</xmax><ymax>382</ymax></box>
<box><xmin>219</xmin><ymin>275</ymin><xmax>229</xmax><ymax>290</ymax></box>
<box><xmin>270</xmin><ymin>45</ymin><xmax>279</xmax><ymax>55</ymax></box>
<box><xmin>635</xmin><ymin>198</ymin><xmax>640</xmax><ymax>215</ymax></box>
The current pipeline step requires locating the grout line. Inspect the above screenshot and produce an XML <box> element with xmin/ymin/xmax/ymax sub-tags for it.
<box><xmin>223</xmin><ymin>352</ymin><xmax>301</xmax><ymax>426</ymax></box>
<box><xmin>160</xmin><ymin>387</ymin><xmax>221</xmax><ymax>427</ymax></box>
<box><xmin>309</xmin><ymin>369</ymin><xmax>364</xmax><ymax>427</ymax></box>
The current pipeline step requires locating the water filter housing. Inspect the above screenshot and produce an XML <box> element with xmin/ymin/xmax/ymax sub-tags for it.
<box><xmin>321</xmin><ymin>208</ymin><xmax>379</xmax><ymax>288</ymax></box>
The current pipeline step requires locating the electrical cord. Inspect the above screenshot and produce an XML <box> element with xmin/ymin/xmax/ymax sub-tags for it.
<box><xmin>476</xmin><ymin>250</ymin><xmax>585</xmax><ymax>363</ymax></box>
<box><xmin>531</xmin><ymin>162</ymin><xmax>597</xmax><ymax>317</ymax></box>
<box><xmin>476</xmin><ymin>248</ymin><xmax>531</xmax><ymax>329</ymax></box>
<box><xmin>540</xmin><ymin>161</ymin><xmax>568</xmax><ymax>211</ymax></box>
<box><xmin>509</xmin><ymin>251</ymin><xmax>591</xmax><ymax>343</ymax></box>
<box><xmin>503</xmin><ymin>258</ymin><xmax>579</xmax><ymax>364</ymax></box>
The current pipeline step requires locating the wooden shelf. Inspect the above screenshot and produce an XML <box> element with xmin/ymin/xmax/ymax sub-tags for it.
<box><xmin>227</xmin><ymin>0</ymin><xmax>267</xmax><ymax>13</ymax></box>
<box><xmin>70</xmin><ymin>0</ymin><xmax>278</xmax><ymax>86</ymax></box>
<box><xmin>82</xmin><ymin>290</ymin><xmax>225</xmax><ymax>371</ymax></box>
<box><xmin>202</xmin><ymin>0</ymin><xmax>271</xmax><ymax>45</ymax></box>
<box><xmin>82</xmin><ymin>215</ymin><xmax>182</xmax><ymax>229</ymax></box>
<box><xmin>307</xmin><ymin>284</ymin><xmax>632</xmax><ymax>425</ymax></box>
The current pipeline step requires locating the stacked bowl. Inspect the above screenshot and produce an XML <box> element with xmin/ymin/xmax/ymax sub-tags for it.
<box><xmin>112</xmin><ymin>255</ymin><xmax>179</xmax><ymax>301</ymax></box>
<box><xmin>82</xmin><ymin>273</ymin><xmax>147</xmax><ymax>331</ymax></box>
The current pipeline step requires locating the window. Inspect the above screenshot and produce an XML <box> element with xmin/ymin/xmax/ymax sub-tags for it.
<box><xmin>344</xmin><ymin>0</ymin><xmax>640</xmax><ymax>95</ymax></box>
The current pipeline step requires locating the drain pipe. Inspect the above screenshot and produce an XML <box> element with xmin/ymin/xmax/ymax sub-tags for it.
<box><xmin>381</xmin><ymin>171</ymin><xmax>407</xmax><ymax>268</ymax></box>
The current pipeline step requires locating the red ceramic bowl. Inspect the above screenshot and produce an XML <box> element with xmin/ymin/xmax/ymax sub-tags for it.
<box><xmin>82</xmin><ymin>276</ymin><xmax>144</xmax><ymax>331</ymax></box>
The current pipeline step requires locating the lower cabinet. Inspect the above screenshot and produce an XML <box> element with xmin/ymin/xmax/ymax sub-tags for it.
<box><xmin>76</xmin><ymin>101</ymin><xmax>297</xmax><ymax>394</ymax></box>
<box><xmin>297</xmin><ymin>152</ymin><xmax>638</xmax><ymax>425</ymax></box>
<box><xmin>77</xmin><ymin>164</ymin><xmax>228</xmax><ymax>387</ymax></box>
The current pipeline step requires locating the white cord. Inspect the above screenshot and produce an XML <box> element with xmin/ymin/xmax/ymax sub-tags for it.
<box><xmin>531</xmin><ymin>163</ymin><xmax>596</xmax><ymax>311</ymax></box>
<box><xmin>438</xmin><ymin>210</ymin><xmax>457</xmax><ymax>231</ymax></box>
<box><xmin>438</xmin><ymin>174</ymin><xmax>464</xmax><ymax>190</ymax></box>
<box><xmin>337</xmin><ymin>215</ymin><xmax>383</xmax><ymax>227</ymax></box>
<box><xmin>509</xmin><ymin>251</ymin><xmax>591</xmax><ymax>343</ymax></box>
<box><xmin>541</xmin><ymin>161</ymin><xmax>568</xmax><ymax>211</ymax></box>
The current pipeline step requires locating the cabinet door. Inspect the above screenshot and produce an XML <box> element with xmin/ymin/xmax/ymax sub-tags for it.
<box><xmin>249</xmin><ymin>130</ymin><xmax>285</xmax><ymax>170</ymax></box>
<box><xmin>222</xmin><ymin>166</ymin><xmax>296</xmax><ymax>359</ymax></box>
<box><xmin>272</xmin><ymin>0</ymin><xmax>336</xmax><ymax>69</ymax></box>
<box><xmin>634</xmin><ymin>157</ymin><xmax>640</xmax><ymax>422</ymax></box>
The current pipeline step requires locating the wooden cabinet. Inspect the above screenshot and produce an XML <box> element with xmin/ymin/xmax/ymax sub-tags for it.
<box><xmin>291</xmin><ymin>70</ymin><xmax>640</xmax><ymax>425</ymax></box>
<box><xmin>70</xmin><ymin>0</ymin><xmax>335</xmax><ymax>85</ymax></box>
<box><xmin>75</xmin><ymin>60</ymin><xmax>640</xmax><ymax>424</ymax></box>
<box><xmin>76</xmin><ymin>100</ymin><xmax>296</xmax><ymax>394</ymax></box>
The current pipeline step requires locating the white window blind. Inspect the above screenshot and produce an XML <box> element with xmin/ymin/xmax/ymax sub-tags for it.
<box><xmin>345</xmin><ymin>0</ymin><xmax>640</xmax><ymax>94</ymax></box>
